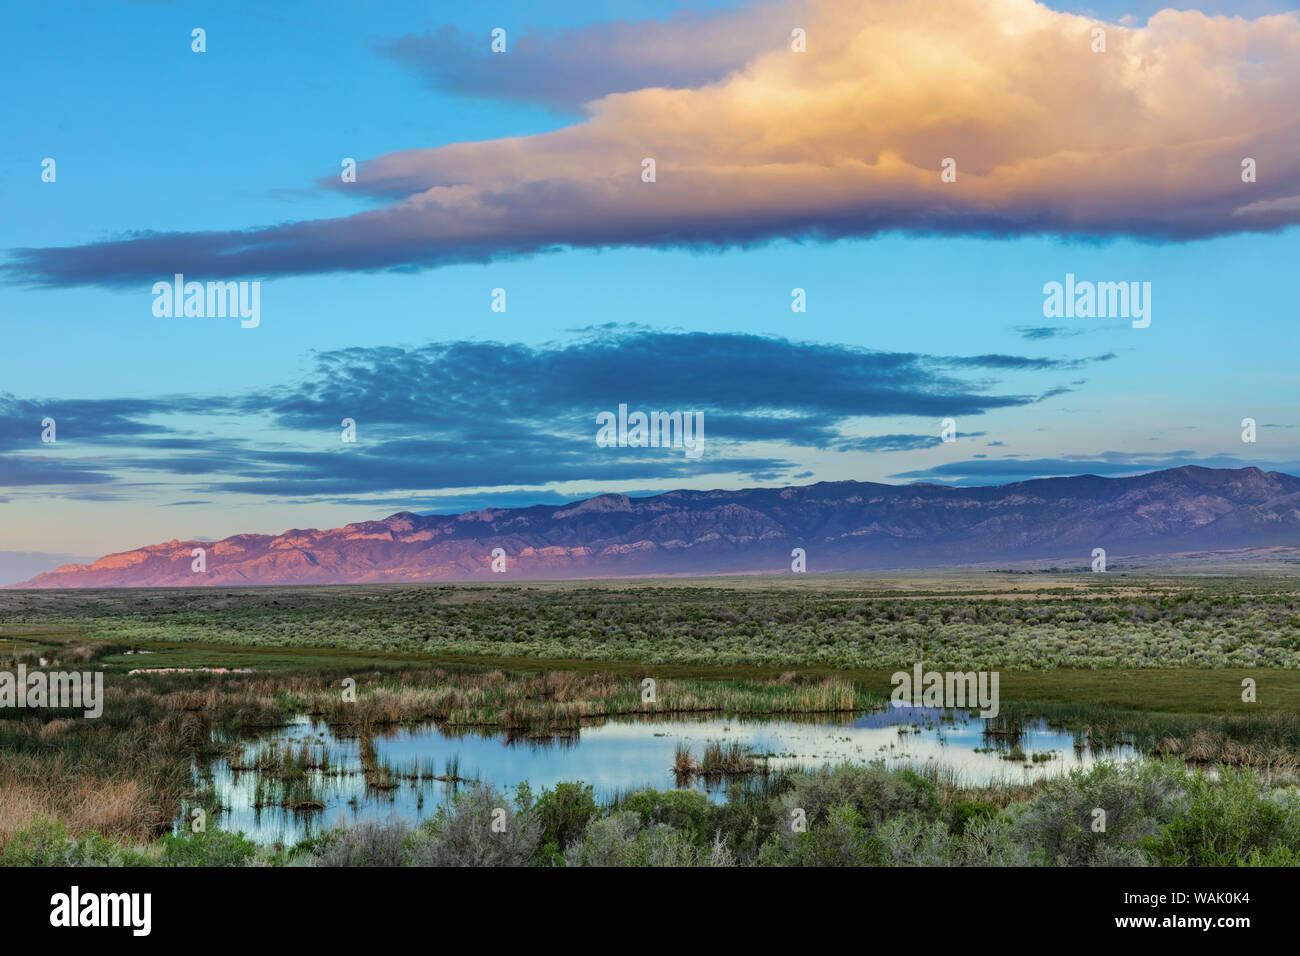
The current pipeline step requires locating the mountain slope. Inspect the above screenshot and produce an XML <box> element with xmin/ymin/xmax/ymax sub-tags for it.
<box><xmin>13</xmin><ymin>466</ymin><xmax>1300</xmax><ymax>588</ymax></box>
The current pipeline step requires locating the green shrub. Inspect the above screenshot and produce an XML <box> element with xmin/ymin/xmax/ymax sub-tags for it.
<box><xmin>759</xmin><ymin>803</ymin><xmax>888</xmax><ymax>867</ymax></box>
<box><xmin>620</xmin><ymin>789</ymin><xmax>713</xmax><ymax>846</ymax></box>
<box><xmin>159</xmin><ymin>829</ymin><xmax>260</xmax><ymax>867</ymax></box>
<box><xmin>531</xmin><ymin>782</ymin><xmax>598</xmax><ymax>865</ymax></box>
<box><xmin>949</xmin><ymin>800</ymin><xmax>995</xmax><ymax>836</ymax></box>
<box><xmin>782</xmin><ymin>762</ymin><xmax>941</xmax><ymax>829</ymax></box>
<box><xmin>563</xmin><ymin>812</ymin><xmax>733</xmax><ymax>866</ymax></box>
<box><xmin>563</xmin><ymin>811</ymin><xmax>642</xmax><ymax>866</ymax></box>
<box><xmin>952</xmin><ymin>814</ymin><xmax>1030</xmax><ymax>867</ymax></box>
<box><xmin>1011</xmin><ymin>759</ymin><xmax>1187</xmax><ymax>866</ymax></box>
<box><xmin>0</xmin><ymin>819</ymin><xmax>151</xmax><ymax>867</ymax></box>
<box><xmin>705</xmin><ymin>790</ymin><xmax>784</xmax><ymax>864</ymax></box>
<box><xmin>1143</xmin><ymin>766</ymin><xmax>1300</xmax><ymax>866</ymax></box>
<box><xmin>1239</xmin><ymin>845</ymin><xmax>1300</xmax><ymax>866</ymax></box>
<box><xmin>876</xmin><ymin>812</ymin><xmax>954</xmax><ymax>865</ymax></box>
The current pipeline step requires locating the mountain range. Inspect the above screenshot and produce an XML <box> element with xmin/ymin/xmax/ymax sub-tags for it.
<box><xmin>12</xmin><ymin>466</ymin><xmax>1300</xmax><ymax>588</ymax></box>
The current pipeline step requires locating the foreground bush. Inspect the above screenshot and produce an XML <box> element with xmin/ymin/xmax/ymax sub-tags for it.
<box><xmin>403</xmin><ymin>785</ymin><xmax>539</xmax><ymax>867</ymax></box>
<box><xmin>532</xmin><ymin>782</ymin><xmax>599</xmax><ymax>865</ymax></box>
<box><xmin>759</xmin><ymin>804</ymin><xmax>889</xmax><ymax>866</ymax></box>
<box><xmin>564</xmin><ymin>812</ymin><xmax>734</xmax><ymax>866</ymax></box>
<box><xmin>1143</xmin><ymin>766</ymin><xmax>1300</xmax><ymax>866</ymax></box>
<box><xmin>159</xmin><ymin>828</ymin><xmax>261</xmax><ymax>867</ymax></box>
<box><xmin>10</xmin><ymin>759</ymin><xmax>1300</xmax><ymax>867</ymax></box>
<box><xmin>781</xmin><ymin>762</ymin><xmax>942</xmax><ymax>829</ymax></box>
<box><xmin>1009</xmin><ymin>759</ymin><xmax>1188</xmax><ymax>866</ymax></box>
<box><xmin>309</xmin><ymin>820</ymin><xmax>411</xmax><ymax>867</ymax></box>
<box><xmin>0</xmin><ymin>819</ymin><xmax>152</xmax><ymax>867</ymax></box>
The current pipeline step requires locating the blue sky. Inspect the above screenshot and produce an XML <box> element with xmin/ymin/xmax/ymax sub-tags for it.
<box><xmin>1</xmin><ymin>0</ymin><xmax>1297</xmax><ymax>572</ymax></box>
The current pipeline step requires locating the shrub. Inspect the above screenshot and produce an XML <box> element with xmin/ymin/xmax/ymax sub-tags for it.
<box><xmin>705</xmin><ymin>790</ymin><xmax>783</xmax><ymax>864</ymax></box>
<box><xmin>626</xmin><ymin>825</ymin><xmax>707</xmax><ymax>866</ymax></box>
<box><xmin>1009</xmin><ymin>759</ymin><xmax>1188</xmax><ymax>866</ymax></box>
<box><xmin>531</xmin><ymin>782</ymin><xmax>598</xmax><ymax>865</ymax></box>
<box><xmin>952</xmin><ymin>814</ymin><xmax>1031</xmax><ymax>867</ymax></box>
<box><xmin>310</xmin><ymin>820</ymin><xmax>410</xmax><ymax>867</ymax></box>
<box><xmin>876</xmin><ymin>812</ymin><xmax>953</xmax><ymax>866</ymax></box>
<box><xmin>620</xmin><ymin>789</ymin><xmax>713</xmax><ymax>846</ymax></box>
<box><xmin>563</xmin><ymin>811</ymin><xmax>642</xmax><ymax>867</ymax></box>
<box><xmin>1143</xmin><ymin>766</ymin><xmax>1300</xmax><ymax>866</ymax></box>
<box><xmin>563</xmin><ymin>812</ymin><xmax>734</xmax><ymax>867</ymax></box>
<box><xmin>1239</xmin><ymin>844</ymin><xmax>1300</xmax><ymax>866</ymax></box>
<box><xmin>159</xmin><ymin>829</ymin><xmax>259</xmax><ymax>867</ymax></box>
<box><xmin>949</xmin><ymin>800</ymin><xmax>995</xmax><ymax>836</ymax></box>
<box><xmin>759</xmin><ymin>803</ymin><xmax>888</xmax><ymax>867</ymax></box>
<box><xmin>405</xmin><ymin>785</ymin><xmax>539</xmax><ymax>867</ymax></box>
<box><xmin>781</xmin><ymin>762</ymin><xmax>941</xmax><ymax>829</ymax></box>
<box><xmin>0</xmin><ymin>819</ymin><xmax>151</xmax><ymax>867</ymax></box>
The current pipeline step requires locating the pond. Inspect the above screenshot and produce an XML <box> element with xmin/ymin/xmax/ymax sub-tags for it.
<box><xmin>195</xmin><ymin>705</ymin><xmax>1140</xmax><ymax>844</ymax></box>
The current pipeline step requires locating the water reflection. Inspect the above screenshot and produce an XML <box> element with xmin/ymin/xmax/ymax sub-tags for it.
<box><xmin>197</xmin><ymin>705</ymin><xmax>1139</xmax><ymax>844</ymax></box>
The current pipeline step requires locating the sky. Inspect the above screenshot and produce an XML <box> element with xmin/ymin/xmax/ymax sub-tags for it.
<box><xmin>1</xmin><ymin>0</ymin><xmax>1298</xmax><ymax>579</ymax></box>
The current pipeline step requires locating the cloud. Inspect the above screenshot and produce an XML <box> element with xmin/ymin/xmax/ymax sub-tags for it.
<box><xmin>6</xmin><ymin>0</ymin><xmax>1299</xmax><ymax>288</ymax></box>
<box><xmin>373</xmin><ymin>8</ymin><xmax>784</xmax><ymax>111</ymax></box>
<box><xmin>0</xmin><ymin>394</ymin><xmax>182</xmax><ymax>452</ymax></box>
<box><xmin>1</xmin><ymin>330</ymin><xmax>1096</xmax><ymax>496</ymax></box>
<box><xmin>241</xmin><ymin>331</ymin><xmax>1088</xmax><ymax>433</ymax></box>
<box><xmin>1016</xmin><ymin>326</ymin><xmax>1086</xmax><ymax>341</ymax></box>
<box><xmin>202</xmin><ymin>450</ymin><xmax>786</xmax><ymax>498</ymax></box>
<box><xmin>890</xmin><ymin>451</ymin><xmax>1300</xmax><ymax>483</ymax></box>
<box><xmin>832</xmin><ymin>432</ymin><xmax>987</xmax><ymax>453</ymax></box>
<box><xmin>0</xmin><ymin>455</ymin><xmax>116</xmax><ymax>486</ymax></box>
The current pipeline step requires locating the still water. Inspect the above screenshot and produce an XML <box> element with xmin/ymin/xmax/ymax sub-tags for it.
<box><xmin>198</xmin><ymin>706</ymin><xmax>1139</xmax><ymax>844</ymax></box>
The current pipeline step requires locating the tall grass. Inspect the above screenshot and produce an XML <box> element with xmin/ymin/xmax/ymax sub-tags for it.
<box><xmin>284</xmin><ymin>669</ymin><xmax>879</xmax><ymax>735</ymax></box>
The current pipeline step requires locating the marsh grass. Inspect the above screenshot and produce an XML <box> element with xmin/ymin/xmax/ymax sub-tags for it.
<box><xmin>673</xmin><ymin>741</ymin><xmax>696</xmax><ymax>776</ymax></box>
<box><xmin>287</xmin><ymin>669</ymin><xmax>877</xmax><ymax>735</ymax></box>
<box><xmin>700</xmin><ymin>741</ymin><xmax>762</xmax><ymax>775</ymax></box>
<box><xmin>995</xmin><ymin>702</ymin><xmax>1300</xmax><ymax>774</ymax></box>
<box><xmin>672</xmin><ymin>740</ymin><xmax>764</xmax><ymax>779</ymax></box>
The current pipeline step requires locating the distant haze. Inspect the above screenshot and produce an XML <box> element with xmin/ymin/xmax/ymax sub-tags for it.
<box><xmin>0</xmin><ymin>551</ymin><xmax>98</xmax><ymax>588</ymax></box>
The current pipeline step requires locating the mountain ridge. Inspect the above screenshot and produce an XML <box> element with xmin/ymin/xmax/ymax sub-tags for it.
<box><xmin>13</xmin><ymin>466</ymin><xmax>1300</xmax><ymax>588</ymax></box>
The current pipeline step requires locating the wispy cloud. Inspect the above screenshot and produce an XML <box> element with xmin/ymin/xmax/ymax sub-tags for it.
<box><xmin>891</xmin><ymin>452</ymin><xmax>1300</xmax><ymax>484</ymax></box>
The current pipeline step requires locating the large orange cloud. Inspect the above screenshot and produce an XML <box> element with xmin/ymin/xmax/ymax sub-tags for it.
<box><xmin>9</xmin><ymin>0</ymin><xmax>1299</xmax><ymax>287</ymax></box>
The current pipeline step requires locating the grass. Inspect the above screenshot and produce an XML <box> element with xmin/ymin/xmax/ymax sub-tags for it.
<box><xmin>671</xmin><ymin>740</ymin><xmax>763</xmax><ymax>778</ymax></box>
<box><xmin>285</xmin><ymin>669</ymin><xmax>874</xmax><ymax>736</ymax></box>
